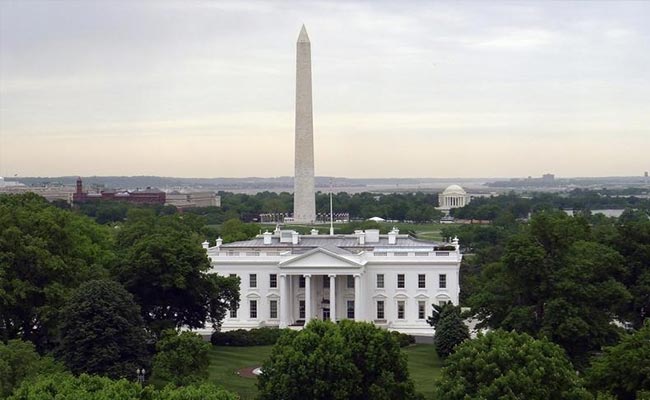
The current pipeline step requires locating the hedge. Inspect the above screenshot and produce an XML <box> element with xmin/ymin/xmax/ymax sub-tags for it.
<box><xmin>211</xmin><ymin>328</ymin><xmax>285</xmax><ymax>346</ymax></box>
<box><xmin>212</xmin><ymin>327</ymin><xmax>415</xmax><ymax>347</ymax></box>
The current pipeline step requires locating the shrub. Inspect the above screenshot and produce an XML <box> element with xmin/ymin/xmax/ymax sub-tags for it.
<box><xmin>390</xmin><ymin>331</ymin><xmax>416</xmax><ymax>347</ymax></box>
<box><xmin>211</xmin><ymin>327</ymin><xmax>284</xmax><ymax>346</ymax></box>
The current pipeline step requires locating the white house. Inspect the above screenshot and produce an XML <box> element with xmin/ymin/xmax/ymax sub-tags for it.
<box><xmin>202</xmin><ymin>228</ymin><xmax>461</xmax><ymax>337</ymax></box>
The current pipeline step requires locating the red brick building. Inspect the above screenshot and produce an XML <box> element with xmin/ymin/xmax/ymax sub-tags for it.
<box><xmin>73</xmin><ymin>177</ymin><xmax>166</xmax><ymax>205</ymax></box>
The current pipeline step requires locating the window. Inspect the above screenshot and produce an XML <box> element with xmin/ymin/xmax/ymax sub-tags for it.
<box><xmin>377</xmin><ymin>274</ymin><xmax>384</xmax><ymax>288</ymax></box>
<box><xmin>397</xmin><ymin>301</ymin><xmax>405</xmax><ymax>319</ymax></box>
<box><xmin>229</xmin><ymin>273</ymin><xmax>237</xmax><ymax>278</ymax></box>
<box><xmin>347</xmin><ymin>275</ymin><xmax>355</xmax><ymax>288</ymax></box>
<box><xmin>439</xmin><ymin>274</ymin><xmax>447</xmax><ymax>289</ymax></box>
<box><xmin>323</xmin><ymin>276</ymin><xmax>330</xmax><ymax>288</ymax></box>
<box><xmin>299</xmin><ymin>276</ymin><xmax>305</xmax><ymax>288</ymax></box>
<box><xmin>249</xmin><ymin>274</ymin><xmax>257</xmax><ymax>288</ymax></box>
<box><xmin>418</xmin><ymin>274</ymin><xmax>426</xmax><ymax>289</ymax></box>
<box><xmin>249</xmin><ymin>300</ymin><xmax>257</xmax><ymax>319</ymax></box>
<box><xmin>376</xmin><ymin>300</ymin><xmax>385</xmax><ymax>319</ymax></box>
<box><xmin>270</xmin><ymin>300</ymin><xmax>278</xmax><ymax>319</ymax></box>
<box><xmin>299</xmin><ymin>300</ymin><xmax>306</xmax><ymax>319</ymax></box>
<box><xmin>270</xmin><ymin>274</ymin><xmax>277</xmax><ymax>288</ymax></box>
<box><xmin>418</xmin><ymin>301</ymin><xmax>426</xmax><ymax>319</ymax></box>
<box><xmin>397</xmin><ymin>274</ymin><xmax>405</xmax><ymax>288</ymax></box>
<box><xmin>347</xmin><ymin>300</ymin><xmax>355</xmax><ymax>319</ymax></box>
<box><xmin>229</xmin><ymin>300</ymin><xmax>237</xmax><ymax>318</ymax></box>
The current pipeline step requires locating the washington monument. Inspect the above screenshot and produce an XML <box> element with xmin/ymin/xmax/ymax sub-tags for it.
<box><xmin>293</xmin><ymin>25</ymin><xmax>316</xmax><ymax>223</ymax></box>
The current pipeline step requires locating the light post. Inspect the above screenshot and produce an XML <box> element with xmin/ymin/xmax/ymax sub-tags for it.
<box><xmin>136</xmin><ymin>368</ymin><xmax>146</xmax><ymax>386</ymax></box>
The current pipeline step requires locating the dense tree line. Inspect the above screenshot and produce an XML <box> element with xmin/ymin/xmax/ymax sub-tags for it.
<box><xmin>452</xmin><ymin>189</ymin><xmax>650</xmax><ymax>221</ymax></box>
<box><xmin>0</xmin><ymin>193</ymin><xmax>240</xmax><ymax>397</ymax></box>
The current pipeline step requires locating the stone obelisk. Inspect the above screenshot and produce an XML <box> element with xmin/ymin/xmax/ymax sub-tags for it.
<box><xmin>293</xmin><ymin>25</ymin><xmax>316</xmax><ymax>223</ymax></box>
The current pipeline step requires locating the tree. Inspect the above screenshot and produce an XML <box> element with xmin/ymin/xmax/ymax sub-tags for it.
<box><xmin>433</xmin><ymin>330</ymin><xmax>591</xmax><ymax>400</ymax></box>
<box><xmin>605</xmin><ymin>211</ymin><xmax>650</xmax><ymax>329</ymax></box>
<box><xmin>0</xmin><ymin>339</ymin><xmax>63</xmax><ymax>398</ymax></box>
<box><xmin>0</xmin><ymin>193</ymin><xmax>114</xmax><ymax>350</ymax></box>
<box><xmin>152</xmin><ymin>330</ymin><xmax>210</xmax><ymax>386</ymax></box>
<box><xmin>8</xmin><ymin>373</ymin><xmax>238</xmax><ymax>400</ymax></box>
<box><xmin>258</xmin><ymin>320</ymin><xmax>419</xmax><ymax>400</ymax></box>
<box><xmin>586</xmin><ymin>321</ymin><xmax>650</xmax><ymax>400</ymax></box>
<box><xmin>113</xmin><ymin>212</ymin><xmax>239</xmax><ymax>335</ymax></box>
<box><xmin>469</xmin><ymin>211</ymin><xmax>631</xmax><ymax>365</ymax></box>
<box><xmin>57</xmin><ymin>279</ymin><xmax>150</xmax><ymax>379</ymax></box>
<box><xmin>429</xmin><ymin>304</ymin><xmax>469</xmax><ymax>358</ymax></box>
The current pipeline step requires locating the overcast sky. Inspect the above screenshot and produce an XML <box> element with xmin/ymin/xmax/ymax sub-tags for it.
<box><xmin>1</xmin><ymin>0</ymin><xmax>648</xmax><ymax>178</ymax></box>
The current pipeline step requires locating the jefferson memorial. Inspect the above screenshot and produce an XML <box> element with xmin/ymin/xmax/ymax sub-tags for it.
<box><xmin>201</xmin><ymin>27</ymin><xmax>462</xmax><ymax>336</ymax></box>
<box><xmin>437</xmin><ymin>184</ymin><xmax>471</xmax><ymax>212</ymax></box>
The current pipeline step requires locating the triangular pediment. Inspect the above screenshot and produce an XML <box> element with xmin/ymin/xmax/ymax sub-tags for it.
<box><xmin>279</xmin><ymin>247</ymin><xmax>364</xmax><ymax>268</ymax></box>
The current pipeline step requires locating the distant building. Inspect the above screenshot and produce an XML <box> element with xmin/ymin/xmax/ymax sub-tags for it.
<box><xmin>0</xmin><ymin>177</ymin><xmax>24</xmax><ymax>188</ymax></box>
<box><xmin>73</xmin><ymin>177</ymin><xmax>165</xmax><ymax>205</ymax></box>
<box><xmin>166</xmin><ymin>191</ymin><xmax>221</xmax><ymax>210</ymax></box>
<box><xmin>542</xmin><ymin>173</ymin><xmax>555</xmax><ymax>182</ymax></box>
<box><xmin>437</xmin><ymin>185</ymin><xmax>471</xmax><ymax>212</ymax></box>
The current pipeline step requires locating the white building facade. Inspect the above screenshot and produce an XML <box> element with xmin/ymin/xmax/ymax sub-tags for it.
<box><xmin>438</xmin><ymin>184</ymin><xmax>471</xmax><ymax>211</ymax></box>
<box><xmin>204</xmin><ymin>228</ymin><xmax>461</xmax><ymax>336</ymax></box>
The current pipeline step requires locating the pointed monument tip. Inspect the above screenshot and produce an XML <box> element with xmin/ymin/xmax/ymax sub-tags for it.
<box><xmin>297</xmin><ymin>24</ymin><xmax>310</xmax><ymax>43</ymax></box>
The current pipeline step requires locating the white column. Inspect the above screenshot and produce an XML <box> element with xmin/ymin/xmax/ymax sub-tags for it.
<box><xmin>304</xmin><ymin>274</ymin><xmax>312</xmax><ymax>322</ymax></box>
<box><xmin>329</xmin><ymin>274</ymin><xmax>337</xmax><ymax>322</ymax></box>
<box><xmin>354</xmin><ymin>273</ymin><xmax>361</xmax><ymax>321</ymax></box>
<box><xmin>279</xmin><ymin>274</ymin><xmax>288</xmax><ymax>328</ymax></box>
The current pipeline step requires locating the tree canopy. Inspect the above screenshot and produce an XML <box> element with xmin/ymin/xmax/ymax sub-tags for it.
<box><xmin>428</xmin><ymin>303</ymin><xmax>469</xmax><ymax>358</ymax></box>
<box><xmin>112</xmin><ymin>211</ymin><xmax>239</xmax><ymax>335</ymax></box>
<box><xmin>0</xmin><ymin>193</ymin><xmax>114</xmax><ymax>349</ymax></box>
<box><xmin>152</xmin><ymin>330</ymin><xmax>211</xmax><ymax>386</ymax></box>
<box><xmin>433</xmin><ymin>330</ymin><xmax>591</xmax><ymax>400</ymax></box>
<box><xmin>469</xmin><ymin>211</ymin><xmax>631</xmax><ymax>365</ymax></box>
<box><xmin>586</xmin><ymin>321</ymin><xmax>650</xmax><ymax>399</ymax></box>
<box><xmin>258</xmin><ymin>320</ymin><xmax>419</xmax><ymax>400</ymax></box>
<box><xmin>8</xmin><ymin>373</ymin><xmax>238</xmax><ymax>400</ymax></box>
<box><xmin>57</xmin><ymin>279</ymin><xmax>150</xmax><ymax>379</ymax></box>
<box><xmin>0</xmin><ymin>339</ymin><xmax>63</xmax><ymax>398</ymax></box>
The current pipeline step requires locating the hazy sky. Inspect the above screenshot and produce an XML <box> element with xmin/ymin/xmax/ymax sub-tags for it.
<box><xmin>1</xmin><ymin>0</ymin><xmax>649</xmax><ymax>178</ymax></box>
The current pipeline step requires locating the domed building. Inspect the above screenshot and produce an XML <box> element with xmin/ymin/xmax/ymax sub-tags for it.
<box><xmin>438</xmin><ymin>184</ymin><xmax>470</xmax><ymax>211</ymax></box>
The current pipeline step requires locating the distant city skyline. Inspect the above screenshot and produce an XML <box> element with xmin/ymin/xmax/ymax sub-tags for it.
<box><xmin>1</xmin><ymin>1</ymin><xmax>649</xmax><ymax>178</ymax></box>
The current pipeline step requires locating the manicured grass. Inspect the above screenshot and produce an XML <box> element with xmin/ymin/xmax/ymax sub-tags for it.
<box><xmin>207</xmin><ymin>345</ymin><xmax>273</xmax><ymax>400</ymax></box>
<box><xmin>404</xmin><ymin>344</ymin><xmax>444</xmax><ymax>399</ymax></box>
<box><xmin>206</xmin><ymin>344</ymin><xmax>443</xmax><ymax>400</ymax></box>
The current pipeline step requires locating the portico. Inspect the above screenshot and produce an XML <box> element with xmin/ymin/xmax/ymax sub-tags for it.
<box><xmin>277</xmin><ymin>247</ymin><xmax>366</xmax><ymax>328</ymax></box>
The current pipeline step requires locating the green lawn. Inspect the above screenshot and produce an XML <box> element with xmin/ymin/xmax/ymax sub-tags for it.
<box><xmin>206</xmin><ymin>344</ymin><xmax>443</xmax><ymax>400</ymax></box>
<box><xmin>207</xmin><ymin>345</ymin><xmax>274</xmax><ymax>400</ymax></box>
<box><xmin>403</xmin><ymin>344</ymin><xmax>444</xmax><ymax>399</ymax></box>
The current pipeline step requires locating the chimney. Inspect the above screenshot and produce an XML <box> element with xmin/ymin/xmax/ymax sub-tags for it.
<box><xmin>452</xmin><ymin>236</ymin><xmax>460</xmax><ymax>251</ymax></box>
<box><xmin>365</xmin><ymin>229</ymin><xmax>380</xmax><ymax>243</ymax></box>
<box><xmin>310</xmin><ymin>228</ymin><xmax>319</xmax><ymax>235</ymax></box>
<box><xmin>388</xmin><ymin>227</ymin><xmax>399</xmax><ymax>245</ymax></box>
<box><xmin>201</xmin><ymin>240</ymin><xmax>209</xmax><ymax>250</ymax></box>
<box><xmin>291</xmin><ymin>231</ymin><xmax>300</xmax><ymax>245</ymax></box>
<box><xmin>263</xmin><ymin>231</ymin><xmax>273</xmax><ymax>245</ymax></box>
<box><xmin>216</xmin><ymin>237</ymin><xmax>223</xmax><ymax>248</ymax></box>
<box><xmin>355</xmin><ymin>230</ymin><xmax>365</xmax><ymax>245</ymax></box>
